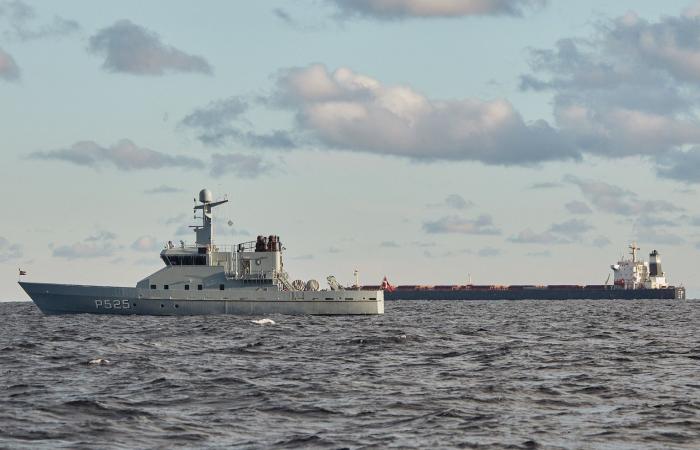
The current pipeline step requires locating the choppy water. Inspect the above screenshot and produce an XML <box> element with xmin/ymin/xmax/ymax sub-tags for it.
<box><xmin>1</xmin><ymin>300</ymin><xmax>700</xmax><ymax>449</ymax></box>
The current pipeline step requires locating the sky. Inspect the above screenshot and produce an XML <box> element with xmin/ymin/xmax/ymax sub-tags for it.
<box><xmin>2</xmin><ymin>0</ymin><xmax>700</xmax><ymax>300</ymax></box>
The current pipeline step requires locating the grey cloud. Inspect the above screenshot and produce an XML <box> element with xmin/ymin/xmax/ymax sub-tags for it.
<box><xmin>0</xmin><ymin>0</ymin><xmax>79</xmax><ymax>41</ymax></box>
<box><xmin>329</xmin><ymin>0</ymin><xmax>547</xmax><ymax>19</ymax></box>
<box><xmin>144</xmin><ymin>185</ymin><xmax>184</xmax><ymax>194</ymax></box>
<box><xmin>509</xmin><ymin>229</ymin><xmax>569</xmax><ymax>244</ymax></box>
<box><xmin>0</xmin><ymin>46</ymin><xmax>19</xmax><ymax>81</ymax></box>
<box><xmin>656</xmin><ymin>147</ymin><xmax>700</xmax><ymax>183</ymax></box>
<box><xmin>478</xmin><ymin>247</ymin><xmax>501</xmax><ymax>257</ymax></box>
<box><xmin>636</xmin><ymin>229</ymin><xmax>685</xmax><ymax>246</ymax></box>
<box><xmin>564</xmin><ymin>175</ymin><xmax>682</xmax><ymax>216</ymax></box>
<box><xmin>526</xmin><ymin>250</ymin><xmax>551</xmax><ymax>257</ymax></box>
<box><xmin>88</xmin><ymin>20</ymin><xmax>212</xmax><ymax>75</ymax></box>
<box><xmin>565</xmin><ymin>200</ymin><xmax>592</xmax><ymax>214</ymax></box>
<box><xmin>29</xmin><ymin>139</ymin><xmax>204</xmax><ymax>171</ymax></box>
<box><xmin>86</xmin><ymin>230</ymin><xmax>117</xmax><ymax>242</ymax></box>
<box><xmin>269</xmin><ymin>64</ymin><xmax>576</xmax><ymax>165</ymax></box>
<box><xmin>528</xmin><ymin>181</ymin><xmax>562</xmax><ymax>189</ymax></box>
<box><xmin>52</xmin><ymin>230</ymin><xmax>118</xmax><ymax>259</ymax></box>
<box><xmin>591</xmin><ymin>236</ymin><xmax>611</xmax><ymax>248</ymax></box>
<box><xmin>549</xmin><ymin>218</ymin><xmax>593</xmax><ymax>235</ymax></box>
<box><xmin>380</xmin><ymin>240</ymin><xmax>400</xmax><ymax>248</ymax></box>
<box><xmin>0</xmin><ymin>236</ymin><xmax>22</xmax><ymax>261</ymax></box>
<box><xmin>180</xmin><ymin>97</ymin><xmax>296</xmax><ymax>149</ymax></box>
<box><xmin>445</xmin><ymin>194</ymin><xmax>473</xmax><ymax>210</ymax></box>
<box><xmin>428</xmin><ymin>194</ymin><xmax>474</xmax><ymax>210</ymax></box>
<box><xmin>521</xmin><ymin>11</ymin><xmax>700</xmax><ymax>164</ymax></box>
<box><xmin>210</xmin><ymin>153</ymin><xmax>275</xmax><ymax>178</ymax></box>
<box><xmin>423</xmin><ymin>215</ymin><xmax>501</xmax><ymax>235</ymax></box>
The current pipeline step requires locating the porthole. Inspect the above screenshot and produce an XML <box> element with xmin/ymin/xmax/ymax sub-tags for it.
<box><xmin>160</xmin><ymin>304</ymin><xmax>164</xmax><ymax>308</ymax></box>
<box><xmin>175</xmin><ymin>304</ymin><xmax>179</xmax><ymax>309</ymax></box>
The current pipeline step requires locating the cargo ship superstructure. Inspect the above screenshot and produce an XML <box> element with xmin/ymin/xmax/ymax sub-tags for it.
<box><xmin>372</xmin><ymin>244</ymin><xmax>685</xmax><ymax>300</ymax></box>
<box><xmin>19</xmin><ymin>189</ymin><xmax>383</xmax><ymax>315</ymax></box>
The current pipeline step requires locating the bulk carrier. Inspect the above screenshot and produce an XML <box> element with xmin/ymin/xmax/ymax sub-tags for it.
<box><xmin>367</xmin><ymin>244</ymin><xmax>685</xmax><ymax>300</ymax></box>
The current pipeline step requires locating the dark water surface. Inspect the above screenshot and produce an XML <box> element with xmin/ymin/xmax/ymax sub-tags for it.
<box><xmin>1</xmin><ymin>300</ymin><xmax>700</xmax><ymax>449</ymax></box>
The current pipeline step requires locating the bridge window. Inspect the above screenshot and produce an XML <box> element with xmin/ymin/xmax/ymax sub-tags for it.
<box><xmin>150</xmin><ymin>284</ymin><xmax>156</xmax><ymax>290</ymax></box>
<box><xmin>166</xmin><ymin>255</ymin><xmax>207</xmax><ymax>266</ymax></box>
<box><xmin>184</xmin><ymin>285</ymin><xmax>190</xmax><ymax>290</ymax></box>
<box><xmin>219</xmin><ymin>284</ymin><xmax>225</xmax><ymax>290</ymax></box>
<box><xmin>164</xmin><ymin>285</ymin><xmax>169</xmax><ymax>290</ymax></box>
<box><xmin>197</xmin><ymin>284</ymin><xmax>203</xmax><ymax>290</ymax></box>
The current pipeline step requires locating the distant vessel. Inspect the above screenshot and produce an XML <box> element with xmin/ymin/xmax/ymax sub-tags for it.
<box><xmin>371</xmin><ymin>244</ymin><xmax>685</xmax><ymax>300</ymax></box>
<box><xmin>19</xmin><ymin>189</ymin><xmax>384</xmax><ymax>315</ymax></box>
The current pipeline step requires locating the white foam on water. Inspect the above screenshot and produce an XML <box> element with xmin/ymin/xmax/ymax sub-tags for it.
<box><xmin>251</xmin><ymin>318</ymin><xmax>276</xmax><ymax>325</ymax></box>
<box><xmin>88</xmin><ymin>358</ymin><xmax>111</xmax><ymax>365</ymax></box>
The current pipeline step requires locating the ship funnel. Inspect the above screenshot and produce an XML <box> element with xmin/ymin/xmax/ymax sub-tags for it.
<box><xmin>199</xmin><ymin>188</ymin><xmax>213</xmax><ymax>203</ymax></box>
<box><xmin>649</xmin><ymin>250</ymin><xmax>663</xmax><ymax>277</ymax></box>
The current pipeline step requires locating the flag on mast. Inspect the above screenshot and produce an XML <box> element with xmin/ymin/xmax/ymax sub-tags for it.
<box><xmin>19</xmin><ymin>269</ymin><xmax>27</xmax><ymax>276</ymax></box>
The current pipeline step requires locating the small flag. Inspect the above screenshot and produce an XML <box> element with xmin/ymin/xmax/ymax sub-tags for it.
<box><xmin>19</xmin><ymin>269</ymin><xmax>27</xmax><ymax>276</ymax></box>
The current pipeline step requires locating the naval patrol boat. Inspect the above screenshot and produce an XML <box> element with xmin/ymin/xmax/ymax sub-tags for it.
<box><xmin>19</xmin><ymin>189</ymin><xmax>384</xmax><ymax>315</ymax></box>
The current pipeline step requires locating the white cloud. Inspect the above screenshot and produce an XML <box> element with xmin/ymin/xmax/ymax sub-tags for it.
<box><xmin>328</xmin><ymin>0</ymin><xmax>546</xmax><ymax>19</ymax></box>
<box><xmin>521</xmin><ymin>9</ymin><xmax>700</xmax><ymax>173</ymax></box>
<box><xmin>271</xmin><ymin>64</ymin><xmax>575</xmax><ymax>165</ymax></box>
<box><xmin>131</xmin><ymin>235</ymin><xmax>162</xmax><ymax>252</ymax></box>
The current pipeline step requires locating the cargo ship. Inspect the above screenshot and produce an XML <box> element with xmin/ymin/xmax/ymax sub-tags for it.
<box><xmin>364</xmin><ymin>244</ymin><xmax>686</xmax><ymax>300</ymax></box>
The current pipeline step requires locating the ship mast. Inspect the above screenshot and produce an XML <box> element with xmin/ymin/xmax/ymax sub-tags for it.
<box><xmin>193</xmin><ymin>188</ymin><xmax>228</xmax><ymax>246</ymax></box>
<box><xmin>629</xmin><ymin>242</ymin><xmax>639</xmax><ymax>263</ymax></box>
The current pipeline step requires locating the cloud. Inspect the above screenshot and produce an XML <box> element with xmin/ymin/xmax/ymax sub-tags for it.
<box><xmin>655</xmin><ymin>147</ymin><xmax>700</xmax><ymax>183</ymax></box>
<box><xmin>564</xmin><ymin>175</ymin><xmax>682</xmax><ymax>216</ymax></box>
<box><xmin>210</xmin><ymin>153</ymin><xmax>275</xmax><ymax>178</ymax></box>
<box><xmin>478</xmin><ymin>247</ymin><xmax>501</xmax><ymax>257</ymax></box>
<box><xmin>428</xmin><ymin>194</ymin><xmax>474</xmax><ymax>210</ymax></box>
<box><xmin>423</xmin><ymin>214</ymin><xmax>501</xmax><ymax>235</ymax></box>
<box><xmin>565</xmin><ymin>200</ymin><xmax>592</xmax><ymax>214</ymax></box>
<box><xmin>52</xmin><ymin>230</ymin><xmax>118</xmax><ymax>259</ymax></box>
<box><xmin>29</xmin><ymin>139</ymin><xmax>204</xmax><ymax>171</ymax></box>
<box><xmin>0</xmin><ymin>47</ymin><xmax>19</xmax><ymax>81</ymax></box>
<box><xmin>636</xmin><ymin>229</ymin><xmax>685</xmax><ymax>246</ymax></box>
<box><xmin>328</xmin><ymin>0</ymin><xmax>547</xmax><ymax>19</ymax></box>
<box><xmin>0</xmin><ymin>236</ymin><xmax>22</xmax><ymax>261</ymax></box>
<box><xmin>549</xmin><ymin>218</ymin><xmax>593</xmax><ymax>236</ymax></box>
<box><xmin>528</xmin><ymin>181</ymin><xmax>562</xmax><ymax>189</ymax></box>
<box><xmin>0</xmin><ymin>0</ymin><xmax>80</xmax><ymax>41</ymax></box>
<box><xmin>270</xmin><ymin>64</ymin><xmax>576</xmax><ymax>165</ymax></box>
<box><xmin>520</xmin><ymin>9</ymin><xmax>700</xmax><ymax>171</ymax></box>
<box><xmin>180</xmin><ymin>96</ymin><xmax>296</xmax><ymax>148</ymax></box>
<box><xmin>379</xmin><ymin>240</ymin><xmax>400</xmax><ymax>248</ymax></box>
<box><xmin>131</xmin><ymin>235</ymin><xmax>162</xmax><ymax>252</ymax></box>
<box><xmin>509</xmin><ymin>229</ymin><xmax>569</xmax><ymax>244</ymax></box>
<box><xmin>143</xmin><ymin>185</ymin><xmax>184</xmax><ymax>194</ymax></box>
<box><xmin>526</xmin><ymin>250</ymin><xmax>551</xmax><ymax>257</ymax></box>
<box><xmin>511</xmin><ymin>218</ymin><xmax>592</xmax><ymax>244</ymax></box>
<box><xmin>591</xmin><ymin>235</ymin><xmax>611</xmax><ymax>248</ymax></box>
<box><xmin>88</xmin><ymin>20</ymin><xmax>212</xmax><ymax>75</ymax></box>
<box><xmin>444</xmin><ymin>194</ymin><xmax>473</xmax><ymax>210</ymax></box>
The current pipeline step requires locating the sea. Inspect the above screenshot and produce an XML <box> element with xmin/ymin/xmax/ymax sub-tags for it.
<box><xmin>1</xmin><ymin>299</ymin><xmax>699</xmax><ymax>449</ymax></box>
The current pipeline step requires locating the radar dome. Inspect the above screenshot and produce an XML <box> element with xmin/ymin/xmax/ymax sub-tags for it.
<box><xmin>199</xmin><ymin>188</ymin><xmax>213</xmax><ymax>203</ymax></box>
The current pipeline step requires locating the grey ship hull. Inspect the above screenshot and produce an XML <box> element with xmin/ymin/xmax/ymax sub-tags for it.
<box><xmin>19</xmin><ymin>282</ymin><xmax>384</xmax><ymax>316</ymax></box>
